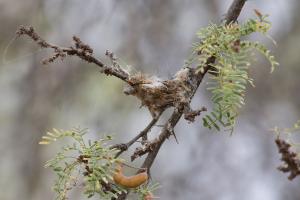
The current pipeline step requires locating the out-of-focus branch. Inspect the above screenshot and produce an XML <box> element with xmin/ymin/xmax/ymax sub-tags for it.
<box><xmin>16</xmin><ymin>26</ymin><xmax>130</xmax><ymax>83</ymax></box>
<box><xmin>224</xmin><ymin>0</ymin><xmax>246</xmax><ymax>23</ymax></box>
<box><xmin>275</xmin><ymin>138</ymin><xmax>300</xmax><ymax>180</ymax></box>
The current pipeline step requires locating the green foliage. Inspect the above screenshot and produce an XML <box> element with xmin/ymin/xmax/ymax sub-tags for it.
<box><xmin>192</xmin><ymin>13</ymin><xmax>279</xmax><ymax>132</ymax></box>
<box><xmin>135</xmin><ymin>182</ymin><xmax>160</xmax><ymax>199</ymax></box>
<box><xmin>40</xmin><ymin>128</ymin><xmax>158</xmax><ymax>200</ymax></box>
<box><xmin>40</xmin><ymin>128</ymin><xmax>124</xmax><ymax>199</ymax></box>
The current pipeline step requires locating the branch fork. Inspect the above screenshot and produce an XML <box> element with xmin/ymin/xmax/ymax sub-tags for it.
<box><xmin>16</xmin><ymin>1</ymin><xmax>248</xmax><ymax>199</ymax></box>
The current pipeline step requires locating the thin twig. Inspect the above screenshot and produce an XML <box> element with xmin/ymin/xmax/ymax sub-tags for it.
<box><xmin>138</xmin><ymin>104</ymin><xmax>185</xmax><ymax>171</ymax></box>
<box><xmin>112</xmin><ymin>112</ymin><xmax>163</xmax><ymax>158</ymax></box>
<box><xmin>16</xmin><ymin>26</ymin><xmax>130</xmax><ymax>83</ymax></box>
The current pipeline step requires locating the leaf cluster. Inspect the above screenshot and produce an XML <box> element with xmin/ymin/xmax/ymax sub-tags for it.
<box><xmin>193</xmin><ymin>13</ymin><xmax>279</xmax><ymax>132</ymax></box>
<box><xmin>40</xmin><ymin>128</ymin><xmax>159</xmax><ymax>199</ymax></box>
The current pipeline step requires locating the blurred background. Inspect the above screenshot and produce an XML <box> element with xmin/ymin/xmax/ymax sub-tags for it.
<box><xmin>1</xmin><ymin>0</ymin><xmax>300</xmax><ymax>199</ymax></box>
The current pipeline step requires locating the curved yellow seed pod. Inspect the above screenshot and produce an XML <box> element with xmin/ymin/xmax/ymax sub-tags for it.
<box><xmin>113</xmin><ymin>164</ymin><xmax>148</xmax><ymax>188</ymax></box>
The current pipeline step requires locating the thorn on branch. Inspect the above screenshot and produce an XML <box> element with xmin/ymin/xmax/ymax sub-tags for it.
<box><xmin>166</xmin><ymin>122</ymin><xmax>179</xmax><ymax>144</ymax></box>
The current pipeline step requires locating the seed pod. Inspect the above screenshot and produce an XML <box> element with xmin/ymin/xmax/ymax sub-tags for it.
<box><xmin>113</xmin><ymin>164</ymin><xmax>148</xmax><ymax>188</ymax></box>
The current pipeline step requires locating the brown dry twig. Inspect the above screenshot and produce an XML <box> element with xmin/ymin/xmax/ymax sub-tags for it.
<box><xmin>184</xmin><ymin>106</ymin><xmax>207</xmax><ymax>123</ymax></box>
<box><xmin>16</xmin><ymin>26</ymin><xmax>130</xmax><ymax>82</ymax></box>
<box><xmin>275</xmin><ymin>137</ymin><xmax>300</xmax><ymax>180</ymax></box>
<box><xmin>16</xmin><ymin>25</ymin><xmax>207</xmax><ymax>161</ymax></box>
<box><xmin>111</xmin><ymin>112</ymin><xmax>162</xmax><ymax>158</ymax></box>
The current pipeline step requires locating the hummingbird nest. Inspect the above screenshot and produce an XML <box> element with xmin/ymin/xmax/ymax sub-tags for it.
<box><xmin>123</xmin><ymin>67</ymin><xmax>205</xmax><ymax>121</ymax></box>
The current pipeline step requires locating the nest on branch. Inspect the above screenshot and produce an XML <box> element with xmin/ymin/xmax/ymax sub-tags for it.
<box><xmin>123</xmin><ymin>67</ymin><xmax>200</xmax><ymax>119</ymax></box>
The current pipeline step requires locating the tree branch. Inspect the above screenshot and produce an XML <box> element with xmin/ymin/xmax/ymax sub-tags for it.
<box><xmin>16</xmin><ymin>1</ymin><xmax>248</xmax><ymax>199</ymax></box>
<box><xmin>16</xmin><ymin>26</ymin><xmax>130</xmax><ymax>83</ymax></box>
<box><xmin>111</xmin><ymin>112</ymin><xmax>162</xmax><ymax>158</ymax></box>
<box><xmin>138</xmin><ymin>0</ymin><xmax>247</xmax><ymax>175</ymax></box>
<box><xmin>224</xmin><ymin>0</ymin><xmax>246</xmax><ymax>23</ymax></box>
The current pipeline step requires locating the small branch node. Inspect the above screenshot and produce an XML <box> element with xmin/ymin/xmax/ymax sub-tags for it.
<box><xmin>184</xmin><ymin>106</ymin><xmax>207</xmax><ymax>123</ymax></box>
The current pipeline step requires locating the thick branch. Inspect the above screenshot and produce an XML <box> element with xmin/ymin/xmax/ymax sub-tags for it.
<box><xmin>138</xmin><ymin>0</ymin><xmax>247</xmax><ymax>173</ymax></box>
<box><xmin>224</xmin><ymin>0</ymin><xmax>246</xmax><ymax>23</ymax></box>
<box><xmin>139</xmin><ymin>106</ymin><xmax>183</xmax><ymax>170</ymax></box>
